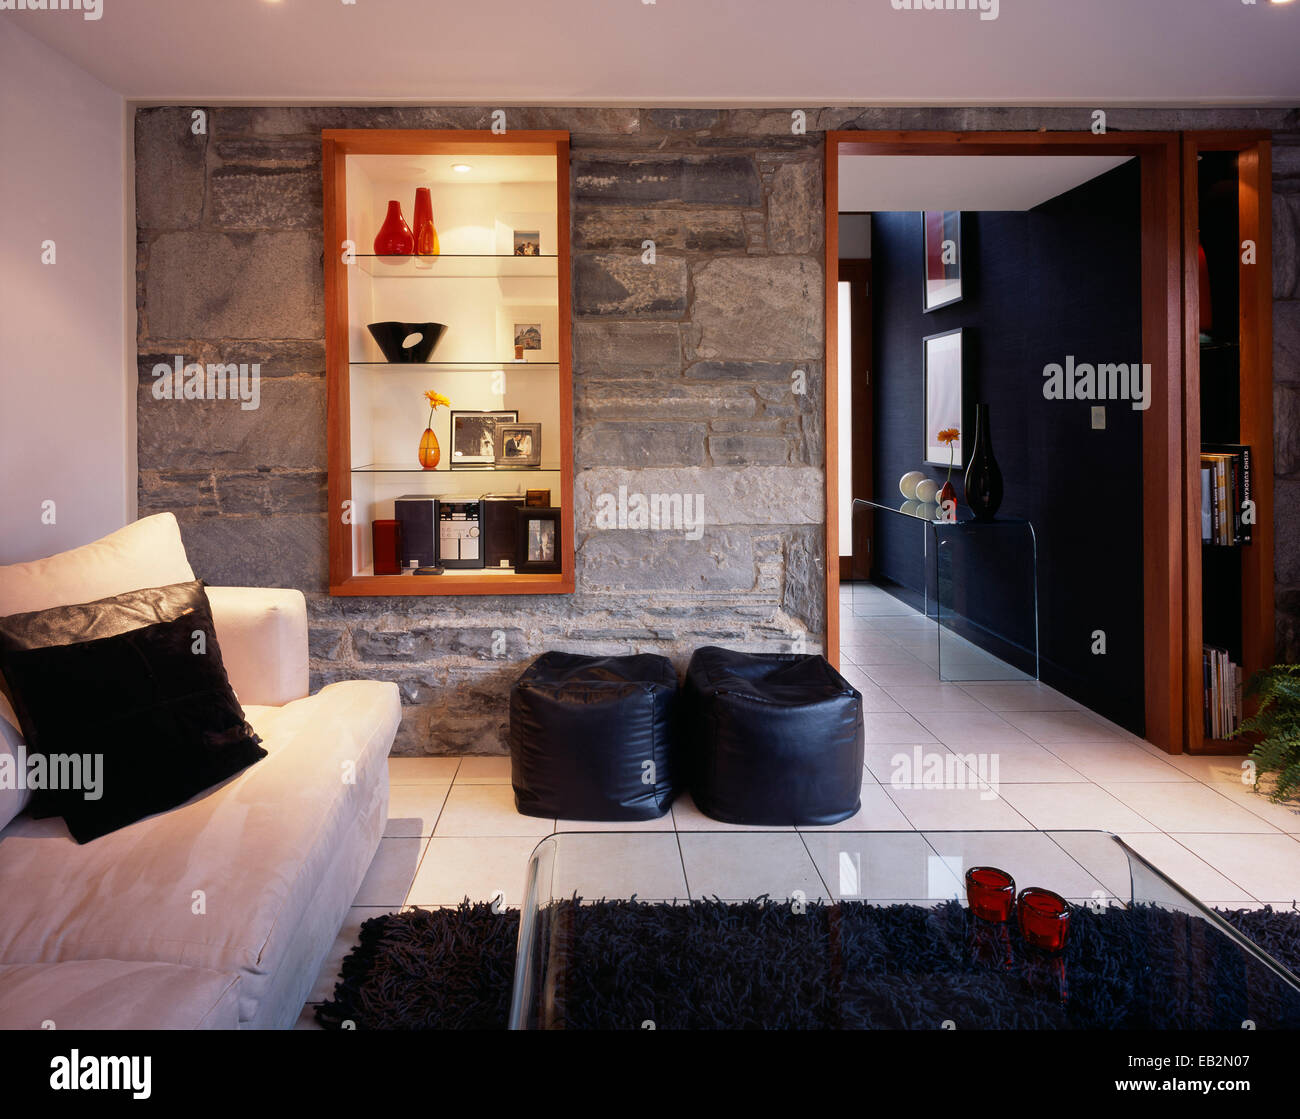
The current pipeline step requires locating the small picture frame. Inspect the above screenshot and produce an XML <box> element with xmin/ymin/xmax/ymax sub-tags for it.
<box><xmin>513</xmin><ymin>230</ymin><xmax>541</xmax><ymax>257</ymax></box>
<box><xmin>922</xmin><ymin>328</ymin><xmax>964</xmax><ymax>467</ymax></box>
<box><xmin>450</xmin><ymin>410</ymin><xmax>518</xmax><ymax>469</ymax></box>
<box><xmin>494</xmin><ymin>422</ymin><xmax>541</xmax><ymax>468</ymax></box>
<box><xmin>513</xmin><ymin>322</ymin><xmax>542</xmax><ymax>351</ymax></box>
<box><xmin>525</xmin><ymin>489</ymin><xmax>551</xmax><ymax>508</ymax></box>
<box><xmin>922</xmin><ymin>211</ymin><xmax>962</xmax><ymax>312</ymax></box>
<box><xmin>515</xmin><ymin>507</ymin><xmax>561</xmax><ymax>573</ymax></box>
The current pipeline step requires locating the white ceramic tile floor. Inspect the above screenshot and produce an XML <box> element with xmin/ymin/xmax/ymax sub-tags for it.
<box><xmin>299</xmin><ymin>584</ymin><xmax>1300</xmax><ymax>1021</ymax></box>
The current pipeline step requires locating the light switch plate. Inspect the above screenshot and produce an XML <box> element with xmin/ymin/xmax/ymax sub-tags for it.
<box><xmin>1091</xmin><ymin>406</ymin><xmax>1106</xmax><ymax>430</ymax></box>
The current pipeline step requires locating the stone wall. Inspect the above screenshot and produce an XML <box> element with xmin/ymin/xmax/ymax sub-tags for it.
<box><xmin>134</xmin><ymin>105</ymin><xmax>1300</xmax><ymax>754</ymax></box>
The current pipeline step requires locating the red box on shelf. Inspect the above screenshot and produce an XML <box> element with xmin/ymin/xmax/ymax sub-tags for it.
<box><xmin>372</xmin><ymin>519</ymin><xmax>403</xmax><ymax>575</ymax></box>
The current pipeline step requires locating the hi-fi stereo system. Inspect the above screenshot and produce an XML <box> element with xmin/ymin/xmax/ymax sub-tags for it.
<box><xmin>385</xmin><ymin>492</ymin><xmax>553</xmax><ymax>575</ymax></box>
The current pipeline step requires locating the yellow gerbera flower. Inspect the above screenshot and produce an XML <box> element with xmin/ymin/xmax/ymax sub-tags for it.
<box><xmin>937</xmin><ymin>427</ymin><xmax>959</xmax><ymax>445</ymax></box>
<box><xmin>424</xmin><ymin>390</ymin><xmax>451</xmax><ymax>410</ymax></box>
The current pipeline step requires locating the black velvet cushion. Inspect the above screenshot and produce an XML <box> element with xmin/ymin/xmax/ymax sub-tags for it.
<box><xmin>0</xmin><ymin>584</ymin><xmax>265</xmax><ymax>843</ymax></box>
<box><xmin>510</xmin><ymin>652</ymin><xmax>681</xmax><ymax>821</ymax></box>
<box><xmin>684</xmin><ymin>646</ymin><xmax>864</xmax><ymax>826</ymax></box>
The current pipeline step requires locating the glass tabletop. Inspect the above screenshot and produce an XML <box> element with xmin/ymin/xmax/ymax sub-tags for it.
<box><xmin>508</xmin><ymin>829</ymin><xmax>1300</xmax><ymax>1030</ymax></box>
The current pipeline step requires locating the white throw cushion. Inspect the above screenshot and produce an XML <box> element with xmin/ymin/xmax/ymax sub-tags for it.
<box><xmin>0</xmin><ymin>693</ymin><xmax>29</xmax><ymax>830</ymax></box>
<box><xmin>0</xmin><ymin>512</ymin><xmax>195</xmax><ymax>617</ymax></box>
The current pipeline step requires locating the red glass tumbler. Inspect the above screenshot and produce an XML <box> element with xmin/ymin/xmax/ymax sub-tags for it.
<box><xmin>1017</xmin><ymin>887</ymin><xmax>1071</xmax><ymax>952</ymax></box>
<box><xmin>965</xmin><ymin>866</ymin><xmax>1015</xmax><ymax>922</ymax></box>
<box><xmin>372</xmin><ymin>518</ymin><xmax>403</xmax><ymax>575</ymax></box>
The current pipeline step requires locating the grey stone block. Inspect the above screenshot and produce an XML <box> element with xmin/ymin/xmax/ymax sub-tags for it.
<box><xmin>215</xmin><ymin>470</ymin><xmax>327</xmax><ymax>514</ymax></box>
<box><xmin>1276</xmin><ymin>385</ymin><xmax>1300</xmax><ymax>476</ymax></box>
<box><xmin>767</xmin><ymin>160</ymin><xmax>824</xmax><ymax>254</ymax></box>
<box><xmin>210</xmin><ymin>166</ymin><xmax>322</xmax><ymax>230</ymax></box>
<box><xmin>577</xmin><ymin>421</ymin><xmax>706</xmax><ymax>467</ymax></box>
<box><xmin>138</xmin><ymin>341</ymin><xmax>326</xmax><ymax>381</ymax></box>
<box><xmin>574</xmin><ymin>253</ymin><xmax>688</xmax><ymax>317</ymax></box>
<box><xmin>1274</xmin><ymin>194</ymin><xmax>1299</xmax><ymax>300</ymax></box>
<box><xmin>573</xmin><ymin>207</ymin><xmax>747</xmax><ymax>251</ymax></box>
<box><xmin>645</xmin><ymin>109</ymin><xmax>722</xmax><ymax>132</ymax></box>
<box><xmin>708</xmin><ymin>434</ymin><xmax>792</xmax><ymax>465</ymax></box>
<box><xmin>691</xmin><ymin>257</ymin><xmax>823</xmax><ymax>361</ymax></box>
<box><xmin>575</xmin><ymin>381</ymin><xmax>756</xmax><ymax>422</ymax></box>
<box><xmin>573</xmin><ymin>322</ymin><xmax>683</xmax><ymax>376</ymax></box>
<box><xmin>175</xmin><ymin>513</ymin><xmax>328</xmax><ymax>590</ymax></box>
<box><xmin>1276</xmin><ymin>300</ymin><xmax>1300</xmax><ymax>382</ymax></box>
<box><xmin>574</xmin><ymin>155</ymin><xmax>760</xmax><ymax>207</ymax></box>
<box><xmin>137</xmin><ymin>377</ymin><xmax>325</xmax><ymax>470</ymax></box>
<box><xmin>685</xmin><ymin>360</ymin><xmax>803</xmax><ymax>383</ymax></box>
<box><xmin>573</xmin><ymin>466</ymin><xmax>824</xmax><ymax>527</ymax></box>
<box><xmin>578</xmin><ymin>528</ymin><xmax>757</xmax><ymax>593</ymax></box>
<box><xmin>213</xmin><ymin>138</ymin><xmax>321</xmax><ymax>166</ymax></box>
<box><xmin>135</xmin><ymin>108</ymin><xmax>207</xmax><ymax>229</ymax></box>
<box><xmin>1277</xmin><ymin>480</ymin><xmax>1300</xmax><ymax>586</ymax></box>
<box><xmin>144</xmin><ymin>231</ymin><xmax>323</xmax><ymax>339</ymax></box>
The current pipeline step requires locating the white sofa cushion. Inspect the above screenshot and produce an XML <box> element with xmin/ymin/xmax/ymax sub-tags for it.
<box><xmin>0</xmin><ymin>512</ymin><xmax>195</xmax><ymax>616</ymax></box>
<box><xmin>0</xmin><ymin>693</ymin><xmax>28</xmax><ymax>830</ymax></box>
<box><xmin>206</xmin><ymin>587</ymin><xmax>309</xmax><ymax>707</ymax></box>
<box><xmin>0</xmin><ymin>960</ymin><xmax>240</xmax><ymax>1030</ymax></box>
<box><xmin>0</xmin><ymin>680</ymin><xmax>400</xmax><ymax>1027</ymax></box>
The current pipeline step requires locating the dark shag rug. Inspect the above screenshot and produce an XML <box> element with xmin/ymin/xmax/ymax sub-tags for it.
<box><xmin>315</xmin><ymin>898</ymin><xmax>1300</xmax><ymax>1030</ymax></box>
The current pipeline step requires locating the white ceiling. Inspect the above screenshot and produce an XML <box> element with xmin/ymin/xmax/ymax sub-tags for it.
<box><xmin>839</xmin><ymin>154</ymin><xmax>1134</xmax><ymax>211</ymax></box>
<box><xmin>8</xmin><ymin>0</ymin><xmax>1300</xmax><ymax>104</ymax></box>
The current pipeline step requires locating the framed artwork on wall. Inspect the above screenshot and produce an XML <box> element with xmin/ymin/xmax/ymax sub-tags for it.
<box><xmin>515</xmin><ymin>507</ymin><xmax>562</xmax><ymax>573</ymax></box>
<box><xmin>450</xmin><ymin>410</ymin><xmax>518</xmax><ymax>468</ymax></box>
<box><xmin>922</xmin><ymin>210</ymin><xmax>962</xmax><ymax>312</ymax></box>
<box><xmin>922</xmin><ymin>328</ymin><xmax>964</xmax><ymax>468</ymax></box>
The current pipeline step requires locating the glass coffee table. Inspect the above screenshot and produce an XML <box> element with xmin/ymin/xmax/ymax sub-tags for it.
<box><xmin>507</xmin><ymin>830</ymin><xmax>1300</xmax><ymax>1030</ymax></box>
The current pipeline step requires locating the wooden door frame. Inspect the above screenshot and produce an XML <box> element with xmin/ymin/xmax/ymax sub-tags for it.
<box><xmin>1181</xmin><ymin>132</ymin><xmax>1274</xmax><ymax>754</ymax></box>
<box><xmin>824</xmin><ymin>130</ymin><xmax>1183</xmax><ymax>752</ymax></box>
<box><xmin>837</xmin><ymin>256</ymin><xmax>873</xmax><ymax>583</ymax></box>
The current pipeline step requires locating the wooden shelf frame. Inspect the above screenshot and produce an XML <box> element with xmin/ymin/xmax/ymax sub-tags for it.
<box><xmin>1181</xmin><ymin>132</ymin><xmax>1275</xmax><ymax>754</ymax></box>
<box><xmin>322</xmin><ymin>129</ymin><xmax>575</xmax><ymax>597</ymax></box>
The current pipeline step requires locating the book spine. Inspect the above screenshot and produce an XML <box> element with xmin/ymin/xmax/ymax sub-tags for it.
<box><xmin>1239</xmin><ymin>445</ymin><xmax>1252</xmax><ymax>545</ymax></box>
<box><xmin>1201</xmin><ymin>467</ymin><xmax>1213</xmax><ymax>542</ymax></box>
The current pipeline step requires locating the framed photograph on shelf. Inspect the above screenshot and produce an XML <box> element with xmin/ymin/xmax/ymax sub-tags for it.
<box><xmin>513</xmin><ymin>322</ymin><xmax>542</xmax><ymax>352</ymax></box>
<box><xmin>922</xmin><ymin>211</ymin><xmax>962</xmax><ymax>312</ymax></box>
<box><xmin>450</xmin><ymin>410</ymin><xmax>518</xmax><ymax>469</ymax></box>
<box><xmin>494</xmin><ymin>422</ymin><xmax>542</xmax><ymax>468</ymax></box>
<box><xmin>922</xmin><ymin>328</ymin><xmax>964</xmax><ymax>467</ymax></box>
<box><xmin>513</xmin><ymin>230</ymin><xmax>541</xmax><ymax>256</ymax></box>
<box><xmin>515</xmin><ymin>507</ymin><xmax>562</xmax><ymax>573</ymax></box>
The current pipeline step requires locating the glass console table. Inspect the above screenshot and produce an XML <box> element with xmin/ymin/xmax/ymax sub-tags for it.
<box><xmin>852</xmin><ymin>497</ymin><xmax>1039</xmax><ymax>682</ymax></box>
<box><xmin>508</xmin><ymin>830</ymin><xmax>1300</xmax><ymax>1030</ymax></box>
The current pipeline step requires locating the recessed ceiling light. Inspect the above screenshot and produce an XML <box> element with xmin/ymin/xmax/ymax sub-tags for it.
<box><xmin>452</xmin><ymin>164</ymin><xmax>473</xmax><ymax>173</ymax></box>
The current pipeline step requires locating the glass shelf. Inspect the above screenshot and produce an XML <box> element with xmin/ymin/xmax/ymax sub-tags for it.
<box><xmin>355</xmin><ymin>254</ymin><xmax>558</xmax><ymax>278</ymax></box>
<box><xmin>352</xmin><ymin>463</ymin><xmax>561</xmax><ymax>473</ymax></box>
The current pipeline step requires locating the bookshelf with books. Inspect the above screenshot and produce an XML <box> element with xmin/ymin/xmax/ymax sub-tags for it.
<box><xmin>1182</xmin><ymin>135</ymin><xmax>1274</xmax><ymax>753</ymax></box>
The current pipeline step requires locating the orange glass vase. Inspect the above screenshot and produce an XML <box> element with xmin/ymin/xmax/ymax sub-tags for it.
<box><xmin>418</xmin><ymin>428</ymin><xmax>440</xmax><ymax>470</ymax></box>
<box><xmin>421</xmin><ymin>426</ymin><xmax>441</xmax><ymax>465</ymax></box>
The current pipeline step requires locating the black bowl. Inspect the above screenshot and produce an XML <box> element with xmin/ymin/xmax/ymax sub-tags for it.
<box><xmin>367</xmin><ymin>321</ymin><xmax>447</xmax><ymax>363</ymax></box>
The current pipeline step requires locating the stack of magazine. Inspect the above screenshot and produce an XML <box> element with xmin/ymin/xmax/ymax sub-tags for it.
<box><xmin>1202</xmin><ymin>644</ymin><xmax>1242</xmax><ymax>739</ymax></box>
<box><xmin>1199</xmin><ymin>443</ymin><xmax>1253</xmax><ymax>546</ymax></box>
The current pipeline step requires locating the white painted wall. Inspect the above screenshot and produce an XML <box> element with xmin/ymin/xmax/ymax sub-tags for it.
<box><xmin>0</xmin><ymin>22</ymin><xmax>130</xmax><ymax>565</ymax></box>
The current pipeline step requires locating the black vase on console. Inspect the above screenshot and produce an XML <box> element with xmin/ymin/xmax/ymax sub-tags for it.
<box><xmin>963</xmin><ymin>403</ymin><xmax>1003</xmax><ymax>522</ymax></box>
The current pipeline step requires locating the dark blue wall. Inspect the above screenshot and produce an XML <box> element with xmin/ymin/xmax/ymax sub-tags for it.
<box><xmin>869</xmin><ymin>160</ymin><xmax>1144</xmax><ymax>732</ymax></box>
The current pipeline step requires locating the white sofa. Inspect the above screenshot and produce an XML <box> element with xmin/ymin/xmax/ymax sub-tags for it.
<box><xmin>0</xmin><ymin>516</ymin><xmax>400</xmax><ymax>1029</ymax></box>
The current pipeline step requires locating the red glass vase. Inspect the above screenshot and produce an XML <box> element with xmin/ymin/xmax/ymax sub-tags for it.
<box><xmin>412</xmin><ymin>187</ymin><xmax>439</xmax><ymax>255</ymax></box>
<box><xmin>1017</xmin><ymin>887</ymin><xmax>1071</xmax><ymax>952</ymax></box>
<box><xmin>371</xmin><ymin>519</ymin><xmax>403</xmax><ymax>575</ymax></box>
<box><xmin>373</xmin><ymin>200</ymin><xmax>414</xmax><ymax>257</ymax></box>
<box><xmin>965</xmin><ymin>866</ymin><xmax>1016</xmax><ymax>923</ymax></box>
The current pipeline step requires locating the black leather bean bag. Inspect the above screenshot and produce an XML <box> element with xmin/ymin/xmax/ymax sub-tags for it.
<box><xmin>509</xmin><ymin>652</ymin><xmax>681</xmax><ymax>820</ymax></box>
<box><xmin>684</xmin><ymin>646</ymin><xmax>864</xmax><ymax>826</ymax></box>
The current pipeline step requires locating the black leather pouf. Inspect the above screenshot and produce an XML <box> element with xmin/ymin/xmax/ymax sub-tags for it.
<box><xmin>509</xmin><ymin>652</ymin><xmax>681</xmax><ymax>820</ymax></box>
<box><xmin>684</xmin><ymin>646</ymin><xmax>864</xmax><ymax>826</ymax></box>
